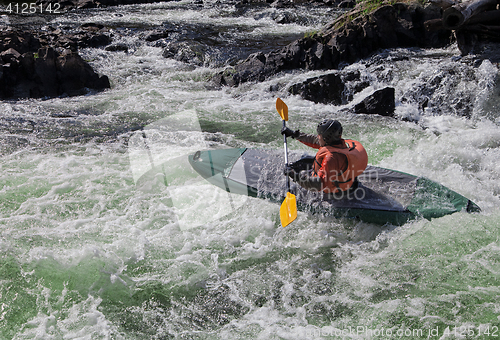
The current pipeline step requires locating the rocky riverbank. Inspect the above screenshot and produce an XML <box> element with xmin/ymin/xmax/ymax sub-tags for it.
<box><xmin>0</xmin><ymin>26</ymin><xmax>111</xmax><ymax>99</ymax></box>
<box><xmin>211</xmin><ymin>1</ymin><xmax>454</xmax><ymax>116</ymax></box>
<box><xmin>0</xmin><ymin>0</ymin><xmax>468</xmax><ymax>106</ymax></box>
<box><xmin>214</xmin><ymin>2</ymin><xmax>452</xmax><ymax>87</ymax></box>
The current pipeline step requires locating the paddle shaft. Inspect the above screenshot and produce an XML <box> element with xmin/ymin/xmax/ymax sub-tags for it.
<box><xmin>282</xmin><ymin>120</ymin><xmax>291</xmax><ymax>192</ymax></box>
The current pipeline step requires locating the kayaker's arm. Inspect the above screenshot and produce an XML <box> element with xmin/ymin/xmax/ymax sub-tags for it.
<box><xmin>285</xmin><ymin>167</ymin><xmax>322</xmax><ymax>191</ymax></box>
<box><xmin>281</xmin><ymin>127</ymin><xmax>320</xmax><ymax>149</ymax></box>
<box><xmin>296</xmin><ymin>172</ymin><xmax>322</xmax><ymax>191</ymax></box>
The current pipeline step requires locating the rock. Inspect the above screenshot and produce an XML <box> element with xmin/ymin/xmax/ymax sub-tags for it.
<box><xmin>212</xmin><ymin>3</ymin><xmax>451</xmax><ymax>88</ymax></box>
<box><xmin>162</xmin><ymin>41</ymin><xmax>207</xmax><ymax>66</ymax></box>
<box><xmin>145</xmin><ymin>30</ymin><xmax>170</xmax><ymax>42</ymax></box>
<box><xmin>105</xmin><ymin>43</ymin><xmax>129</xmax><ymax>52</ymax></box>
<box><xmin>79</xmin><ymin>23</ymin><xmax>105</xmax><ymax>31</ymax></box>
<box><xmin>74</xmin><ymin>24</ymin><xmax>112</xmax><ymax>48</ymax></box>
<box><xmin>455</xmin><ymin>29</ymin><xmax>479</xmax><ymax>55</ymax></box>
<box><xmin>1</xmin><ymin>48</ymin><xmax>22</xmax><ymax>63</ymax></box>
<box><xmin>214</xmin><ymin>37</ymin><xmax>339</xmax><ymax>86</ymax></box>
<box><xmin>289</xmin><ymin>73</ymin><xmax>345</xmax><ymax>104</ymax></box>
<box><xmin>0</xmin><ymin>30</ymin><xmax>41</xmax><ymax>55</ymax></box>
<box><xmin>328</xmin><ymin>3</ymin><xmax>451</xmax><ymax>62</ymax></box>
<box><xmin>56</xmin><ymin>49</ymin><xmax>111</xmax><ymax>96</ymax></box>
<box><xmin>18</xmin><ymin>25</ymin><xmax>112</xmax><ymax>53</ymax></box>
<box><xmin>76</xmin><ymin>32</ymin><xmax>112</xmax><ymax>48</ymax></box>
<box><xmin>273</xmin><ymin>12</ymin><xmax>296</xmax><ymax>24</ymax></box>
<box><xmin>33</xmin><ymin>47</ymin><xmax>59</xmax><ymax>97</ymax></box>
<box><xmin>0</xmin><ymin>49</ymin><xmax>21</xmax><ymax>74</ymax></box>
<box><xmin>340</xmin><ymin>70</ymin><xmax>370</xmax><ymax>101</ymax></box>
<box><xmin>354</xmin><ymin>87</ymin><xmax>395</xmax><ymax>116</ymax></box>
<box><xmin>0</xmin><ymin>29</ymin><xmax>110</xmax><ymax>99</ymax></box>
<box><xmin>338</xmin><ymin>0</ymin><xmax>355</xmax><ymax>8</ymax></box>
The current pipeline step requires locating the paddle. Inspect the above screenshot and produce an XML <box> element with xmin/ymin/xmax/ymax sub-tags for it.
<box><xmin>276</xmin><ymin>98</ymin><xmax>297</xmax><ymax>227</ymax></box>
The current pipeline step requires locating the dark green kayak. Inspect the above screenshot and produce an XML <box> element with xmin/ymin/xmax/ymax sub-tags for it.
<box><xmin>188</xmin><ymin>148</ymin><xmax>480</xmax><ymax>225</ymax></box>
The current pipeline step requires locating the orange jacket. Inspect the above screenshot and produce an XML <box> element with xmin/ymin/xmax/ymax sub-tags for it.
<box><xmin>313</xmin><ymin>139</ymin><xmax>368</xmax><ymax>193</ymax></box>
<box><xmin>300</xmin><ymin>138</ymin><xmax>368</xmax><ymax>193</ymax></box>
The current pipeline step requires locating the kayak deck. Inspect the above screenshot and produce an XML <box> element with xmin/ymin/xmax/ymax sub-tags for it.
<box><xmin>188</xmin><ymin>148</ymin><xmax>480</xmax><ymax>225</ymax></box>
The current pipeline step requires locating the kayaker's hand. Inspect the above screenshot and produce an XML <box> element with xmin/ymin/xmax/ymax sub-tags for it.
<box><xmin>281</xmin><ymin>127</ymin><xmax>300</xmax><ymax>139</ymax></box>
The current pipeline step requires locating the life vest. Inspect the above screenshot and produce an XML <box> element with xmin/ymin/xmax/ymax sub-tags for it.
<box><xmin>312</xmin><ymin>139</ymin><xmax>368</xmax><ymax>193</ymax></box>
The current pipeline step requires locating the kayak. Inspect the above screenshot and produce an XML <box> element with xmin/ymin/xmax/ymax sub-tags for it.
<box><xmin>188</xmin><ymin>148</ymin><xmax>480</xmax><ymax>225</ymax></box>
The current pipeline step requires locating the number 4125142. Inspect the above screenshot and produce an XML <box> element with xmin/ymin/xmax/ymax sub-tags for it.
<box><xmin>5</xmin><ymin>2</ymin><xmax>62</xmax><ymax>14</ymax></box>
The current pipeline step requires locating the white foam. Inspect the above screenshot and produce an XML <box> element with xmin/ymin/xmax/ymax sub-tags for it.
<box><xmin>3</xmin><ymin>4</ymin><xmax>500</xmax><ymax>339</ymax></box>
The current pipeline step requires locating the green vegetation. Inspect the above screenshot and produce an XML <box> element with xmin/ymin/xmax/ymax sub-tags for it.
<box><xmin>304</xmin><ymin>30</ymin><xmax>319</xmax><ymax>39</ymax></box>
<box><xmin>332</xmin><ymin>0</ymin><xmax>428</xmax><ymax>30</ymax></box>
<box><xmin>358</xmin><ymin>0</ymin><xmax>391</xmax><ymax>15</ymax></box>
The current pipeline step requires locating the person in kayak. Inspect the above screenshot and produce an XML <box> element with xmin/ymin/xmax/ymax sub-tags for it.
<box><xmin>281</xmin><ymin>119</ymin><xmax>368</xmax><ymax>196</ymax></box>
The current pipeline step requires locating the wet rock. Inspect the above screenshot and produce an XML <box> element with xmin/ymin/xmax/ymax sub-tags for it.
<box><xmin>341</xmin><ymin>70</ymin><xmax>370</xmax><ymax>101</ymax></box>
<box><xmin>75</xmin><ymin>23</ymin><xmax>112</xmax><ymax>48</ymax></box>
<box><xmin>273</xmin><ymin>12</ymin><xmax>297</xmax><ymax>24</ymax></box>
<box><xmin>57</xmin><ymin>49</ymin><xmax>111</xmax><ymax>96</ymax></box>
<box><xmin>214</xmin><ymin>37</ymin><xmax>339</xmax><ymax>86</ymax></box>
<box><xmin>1</xmin><ymin>48</ymin><xmax>22</xmax><ymax>64</ymax></box>
<box><xmin>105</xmin><ymin>43</ymin><xmax>129</xmax><ymax>52</ymax></box>
<box><xmin>289</xmin><ymin>72</ymin><xmax>345</xmax><ymax>104</ymax></box>
<box><xmin>0</xmin><ymin>29</ymin><xmax>110</xmax><ymax>99</ymax></box>
<box><xmin>79</xmin><ymin>23</ymin><xmax>105</xmax><ymax>31</ymax></box>
<box><xmin>75</xmin><ymin>32</ymin><xmax>111</xmax><ymax>48</ymax></box>
<box><xmin>213</xmin><ymin>3</ymin><xmax>451</xmax><ymax>87</ymax></box>
<box><xmin>324</xmin><ymin>3</ymin><xmax>451</xmax><ymax>63</ymax></box>
<box><xmin>27</xmin><ymin>25</ymin><xmax>111</xmax><ymax>52</ymax></box>
<box><xmin>162</xmin><ymin>41</ymin><xmax>207</xmax><ymax>66</ymax></box>
<box><xmin>354</xmin><ymin>87</ymin><xmax>395</xmax><ymax>117</ymax></box>
<box><xmin>338</xmin><ymin>0</ymin><xmax>355</xmax><ymax>8</ymax></box>
<box><xmin>0</xmin><ymin>30</ymin><xmax>41</xmax><ymax>55</ymax></box>
<box><xmin>145</xmin><ymin>30</ymin><xmax>170</xmax><ymax>42</ymax></box>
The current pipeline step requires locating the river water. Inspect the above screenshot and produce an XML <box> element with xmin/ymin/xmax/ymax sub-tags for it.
<box><xmin>1</xmin><ymin>2</ymin><xmax>500</xmax><ymax>339</ymax></box>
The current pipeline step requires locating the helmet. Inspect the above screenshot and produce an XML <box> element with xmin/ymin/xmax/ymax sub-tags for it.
<box><xmin>317</xmin><ymin>119</ymin><xmax>342</xmax><ymax>145</ymax></box>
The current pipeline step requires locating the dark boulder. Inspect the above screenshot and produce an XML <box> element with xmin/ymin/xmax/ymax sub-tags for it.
<box><xmin>323</xmin><ymin>3</ymin><xmax>450</xmax><ymax>63</ymax></box>
<box><xmin>145</xmin><ymin>30</ymin><xmax>170</xmax><ymax>42</ymax></box>
<box><xmin>0</xmin><ymin>29</ymin><xmax>110</xmax><ymax>99</ymax></box>
<box><xmin>105</xmin><ymin>43</ymin><xmax>129</xmax><ymax>52</ymax></box>
<box><xmin>56</xmin><ymin>49</ymin><xmax>111</xmax><ymax>96</ymax></box>
<box><xmin>1</xmin><ymin>48</ymin><xmax>22</xmax><ymax>64</ymax></box>
<box><xmin>75</xmin><ymin>23</ymin><xmax>112</xmax><ymax>48</ymax></box>
<box><xmin>289</xmin><ymin>73</ymin><xmax>345</xmax><ymax>105</ymax></box>
<box><xmin>354</xmin><ymin>87</ymin><xmax>395</xmax><ymax>117</ymax></box>
<box><xmin>215</xmin><ymin>37</ymin><xmax>340</xmax><ymax>86</ymax></box>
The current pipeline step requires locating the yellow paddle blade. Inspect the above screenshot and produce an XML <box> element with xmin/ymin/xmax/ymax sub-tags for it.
<box><xmin>276</xmin><ymin>98</ymin><xmax>288</xmax><ymax>121</ymax></box>
<box><xmin>280</xmin><ymin>192</ymin><xmax>297</xmax><ymax>227</ymax></box>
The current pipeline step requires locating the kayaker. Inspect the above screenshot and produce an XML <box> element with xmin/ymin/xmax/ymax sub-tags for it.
<box><xmin>281</xmin><ymin>119</ymin><xmax>368</xmax><ymax>196</ymax></box>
